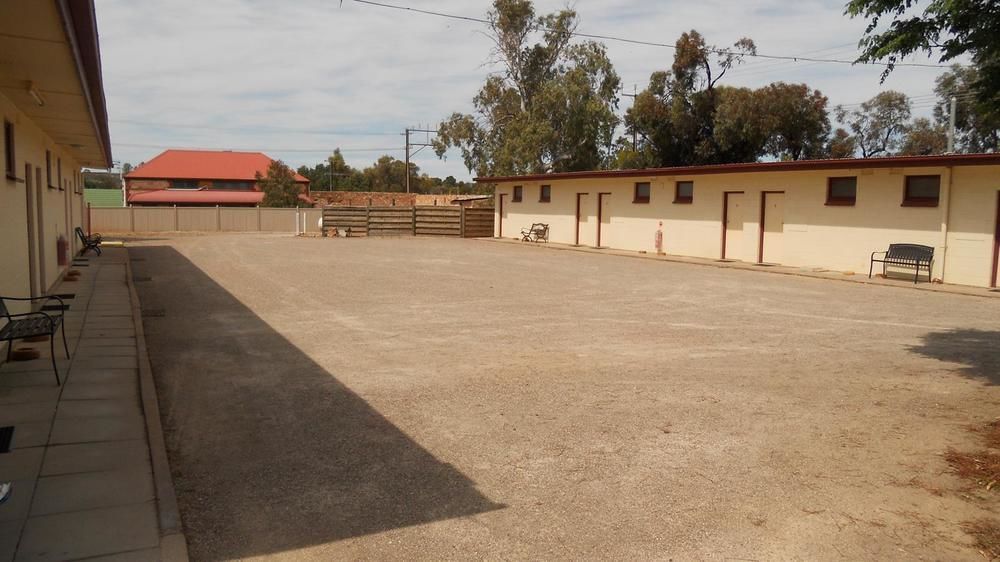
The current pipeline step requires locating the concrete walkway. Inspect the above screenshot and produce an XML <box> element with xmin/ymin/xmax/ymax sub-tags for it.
<box><xmin>486</xmin><ymin>237</ymin><xmax>1000</xmax><ymax>299</ymax></box>
<box><xmin>0</xmin><ymin>249</ymin><xmax>185</xmax><ymax>561</ymax></box>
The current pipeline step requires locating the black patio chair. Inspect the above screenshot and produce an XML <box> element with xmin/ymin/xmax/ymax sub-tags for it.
<box><xmin>75</xmin><ymin>226</ymin><xmax>102</xmax><ymax>256</ymax></box>
<box><xmin>0</xmin><ymin>295</ymin><xmax>69</xmax><ymax>385</ymax></box>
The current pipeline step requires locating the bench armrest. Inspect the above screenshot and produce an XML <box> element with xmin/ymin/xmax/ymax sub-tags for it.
<box><xmin>0</xmin><ymin>295</ymin><xmax>65</xmax><ymax>309</ymax></box>
<box><xmin>870</xmin><ymin>250</ymin><xmax>887</xmax><ymax>259</ymax></box>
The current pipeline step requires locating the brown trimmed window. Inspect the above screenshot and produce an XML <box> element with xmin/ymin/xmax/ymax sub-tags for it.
<box><xmin>3</xmin><ymin>120</ymin><xmax>14</xmax><ymax>180</ymax></box>
<box><xmin>539</xmin><ymin>185</ymin><xmax>551</xmax><ymax>202</ymax></box>
<box><xmin>46</xmin><ymin>150</ymin><xmax>53</xmax><ymax>188</ymax></box>
<box><xmin>826</xmin><ymin>177</ymin><xmax>857</xmax><ymax>206</ymax></box>
<box><xmin>674</xmin><ymin>181</ymin><xmax>693</xmax><ymax>204</ymax></box>
<box><xmin>512</xmin><ymin>185</ymin><xmax>523</xmax><ymax>202</ymax></box>
<box><xmin>633</xmin><ymin>182</ymin><xmax>651</xmax><ymax>204</ymax></box>
<box><xmin>57</xmin><ymin>157</ymin><xmax>63</xmax><ymax>190</ymax></box>
<box><xmin>903</xmin><ymin>175</ymin><xmax>940</xmax><ymax>207</ymax></box>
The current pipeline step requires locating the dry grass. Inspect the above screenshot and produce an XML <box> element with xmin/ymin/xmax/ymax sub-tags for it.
<box><xmin>970</xmin><ymin>419</ymin><xmax>1000</xmax><ymax>451</ymax></box>
<box><xmin>945</xmin><ymin>448</ymin><xmax>1000</xmax><ymax>491</ymax></box>
<box><xmin>962</xmin><ymin>519</ymin><xmax>1000</xmax><ymax>560</ymax></box>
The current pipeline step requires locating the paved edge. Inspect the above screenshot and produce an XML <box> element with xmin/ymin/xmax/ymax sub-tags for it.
<box><xmin>124</xmin><ymin>249</ymin><xmax>190</xmax><ymax>562</ymax></box>
<box><xmin>479</xmin><ymin>237</ymin><xmax>1000</xmax><ymax>300</ymax></box>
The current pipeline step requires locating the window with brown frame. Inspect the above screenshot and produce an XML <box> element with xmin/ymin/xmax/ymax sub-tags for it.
<box><xmin>57</xmin><ymin>157</ymin><xmax>63</xmax><ymax>190</ymax></box>
<box><xmin>512</xmin><ymin>185</ymin><xmax>523</xmax><ymax>202</ymax></box>
<box><xmin>46</xmin><ymin>150</ymin><xmax>53</xmax><ymax>188</ymax></box>
<box><xmin>633</xmin><ymin>182</ymin><xmax>651</xmax><ymax>204</ymax></box>
<box><xmin>826</xmin><ymin>177</ymin><xmax>857</xmax><ymax>206</ymax></box>
<box><xmin>539</xmin><ymin>184</ymin><xmax>551</xmax><ymax>202</ymax></box>
<box><xmin>674</xmin><ymin>181</ymin><xmax>693</xmax><ymax>204</ymax></box>
<box><xmin>3</xmin><ymin>120</ymin><xmax>14</xmax><ymax>180</ymax></box>
<box><xmin>902</xmin><ymin>175</ymin><xmax>940</xmax><ymax>207</ymax></box>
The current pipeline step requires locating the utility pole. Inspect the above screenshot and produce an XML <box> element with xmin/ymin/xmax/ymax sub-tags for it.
<box><xmin>947</xmin><ymin>95</ymin><xmax>957</xmax><ymax>153</ymax></box>
<box><xmin>403</xmin><ymin>127</ymin><xmax>438</xmax><ymax>194</ymax></box>
<box><xmin>622</xmin><ymin>84</ymin><xmax>638</xmax><ymax>150</ymax></box>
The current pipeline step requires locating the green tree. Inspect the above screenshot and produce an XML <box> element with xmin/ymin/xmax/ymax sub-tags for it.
<box><xmin>758</xmin><ymin>83</ymin><xmax>831</xmax><ymax>160</ymax></box>
<box><xmin>434</xmin><ymin>0</ymin><xmax>621</xmax><ymax>176</ymax></box>
<box><xmin>362</xmin><ymin>155</ymin><xmax>419</xmax><ymax>192</ymax></box>
<box><xmin>846</xmin><ymin>0</ymin><xmax>1000</xmax><ymax>111</ymax></box>
<box><xmin>826</xmin><ymin>128</ymin><xmax>858</xmax><ymax>158</ymax></box>
<box><xmin>258</xmin><ymin>160</ymin><xmax>301</xmax><ymax>207</ymax></box>
<box><xmin>899</xmin><ymin>117</ymin><xmax>948</xmax><ymax>155</ymax></box>
<box><xmin>835</xmin><ymin>91</ymin><xmax>911</xmax><ymax>157</ymax></box>
<box><xmin>932</xmin><ymin>64</ymin><xmax>1000</xmax><ymax>152</ymax></box>
<box><xmin>623</xmin><ymin>30</ymin><xmax>758</xmax><ymax>167</ymax></box>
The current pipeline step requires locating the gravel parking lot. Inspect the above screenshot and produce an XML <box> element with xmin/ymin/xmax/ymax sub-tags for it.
<box><xmin>128</xmin><ymin>233</ymin><xmax>1000</xmax><ymax>561</ymax></box>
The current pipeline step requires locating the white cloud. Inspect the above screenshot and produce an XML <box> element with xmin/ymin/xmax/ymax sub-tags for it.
<box><xmin>96</xmin><ymin>0</ymin><xmax>957</xmax><ymax>179</ymax></box>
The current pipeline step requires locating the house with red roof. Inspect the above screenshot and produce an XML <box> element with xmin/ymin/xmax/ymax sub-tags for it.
<box><xmin>124</xmin><ymin>149</ymin><xmax>310</xmax><ymax>206</ymax></box>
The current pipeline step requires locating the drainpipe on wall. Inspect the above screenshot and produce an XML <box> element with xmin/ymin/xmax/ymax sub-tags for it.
<box><xmin>938</xmin><ymin>166</ymin><xmax>954</xmax><ymax>283</ymax></box>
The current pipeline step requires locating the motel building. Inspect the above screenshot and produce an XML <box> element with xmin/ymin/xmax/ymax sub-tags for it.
<box><xmin>0</xmin><ymin>1</ymin><xmax>111</xmax><ymax>312</ymax></box>
<box><xmin>481</xmin><ymin>154</ymin><xmax>1000</xmax><ymax>289</ymax></box>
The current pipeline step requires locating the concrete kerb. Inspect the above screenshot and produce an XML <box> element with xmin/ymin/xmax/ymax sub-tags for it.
<box><xmin>480</xmin><ymin>237</ymin><xmax>1000</xmax><ymax>300</ymax></box>
<box><xmin>124</xmin><ymin>251</ymin><xmax>189</xmax><ymax>562</ymax></box>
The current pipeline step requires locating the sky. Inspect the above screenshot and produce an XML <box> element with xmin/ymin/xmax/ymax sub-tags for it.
<box><xmin>94</xmin><ymin>0</ymin><xmax>956</xmax><ymax>182</ymax></box>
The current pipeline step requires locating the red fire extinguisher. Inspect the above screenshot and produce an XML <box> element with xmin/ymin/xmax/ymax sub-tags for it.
<box><xmin>654</xmin><ymin>221</ymin><xmax>664</xmax><ymax>254</ymax></box>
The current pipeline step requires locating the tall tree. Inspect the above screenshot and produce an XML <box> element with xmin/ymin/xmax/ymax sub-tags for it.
<box><xmin>758</xmin><ymin>83</ymin><xmax>831</xmax><ymax>160</ymax></box>
<box><xmin>258</xmin><ymin>160</ymin><xmax>302</xmax><ymax>208</ymax></box>
<box><xmin>623</xmin><ymin>30</ymin><xmax>758</xmax><ymax>167</ymax></box>
<box><xmin>826</xmin><ymin>128</ymin><xmax>858</xmax><ymax>158</ymax></box>
<box><xmin>835</xmin><ymin>91</ymin><xmax>912</xmax><ymax>157</ymax></box>
<box><xmin>932</xmin><ymin>64</ymin><xmax>1000</xmax><ymax>152</ymax></box>
<box><xmin>846</xmin><ymin>0</ymin><xmax>1000</xmax><ymax>112</ymax></box>
<box><xmin>434</xmin><ymin>0</ymin><xmax>621</xmax><ymax>176</ymax></box>
<box><xmin>899</xmin><ymin>117</ymin><xmax>949</xmax><ymax>155</ymax></box>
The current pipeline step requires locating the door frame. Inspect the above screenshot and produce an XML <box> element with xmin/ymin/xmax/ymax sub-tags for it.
<box><xmin>596</xmin><ymin>192</ymin><xmax>611</xmax><ymax>248</ymax></box>
<box><xmin>25</xmin><ymin>163</ymin><xmax>38</xmax><ymax>297</ymax></box>
<box><xmin>758</xmin><ymin>191</ymin><xmax>785</xmax><ymax>264</ymax></box>
<box><xmin>574</xmin><ymin>192</ymin><xmax>589</xmax><ymax>246</ymax></box>
<box><xmin>35</xmin><ymin>167</ymin><xmax>46</xmax><ymax>292</ymax></box>
<box><xmin>991</xmin><ymin>190</ymin><xmax>1000</xmax><ymax>288</ymax></box>
<box><xmin>497</xmin><ymin>193</ymin><xmax>507</xmax><ymax>238</ymax></box>
<box><xmin>721</xmin><ymin>191</ymin><xmax>744</xmax><ymax>259</ymax></box>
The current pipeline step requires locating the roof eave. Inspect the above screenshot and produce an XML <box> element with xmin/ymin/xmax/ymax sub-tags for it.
<box><xmin>475</xmin><ymin>153</ymin><xmax>1000</xmax><ymax>184</ymax></box>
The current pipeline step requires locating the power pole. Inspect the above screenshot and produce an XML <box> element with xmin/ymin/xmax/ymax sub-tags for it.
<box><xmin>947</xmin><ymin>95</ymin><xmax>957</xmax><ymax>153</ymax></box>
<box><xmin>403</xmin><ymin>127</ymin><xmax>438</xmax><ymax>194</ymax></box>
<box><xmin>622</xmin><ymin>84</ymin><xmax>638</xmax><ymax>150</ymax></box>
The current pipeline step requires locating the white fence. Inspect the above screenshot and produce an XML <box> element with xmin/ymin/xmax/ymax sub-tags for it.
<box><xmin>90</xmin><ymin>206</ymin><xmax>324</xmax><ymax>234</ymax></box>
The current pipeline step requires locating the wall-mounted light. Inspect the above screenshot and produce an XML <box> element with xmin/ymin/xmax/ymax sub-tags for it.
<box><xmin>27</xmin><ymin>82</ymin><xmax>45</xmax><ymax>107</ymax></box>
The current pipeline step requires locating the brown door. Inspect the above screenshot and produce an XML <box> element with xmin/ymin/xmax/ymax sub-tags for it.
<box><xmin>722</xmin><ymin>191</ymin><xmax>745</xmax><ymax>260</ymax></box>
<box><xmin>575</xmin><ymin>192</ymin><xmax>589</xmax><ymax>246</ymax></box>
<box><xmin>498</xmin><ymin>193</ymin><xmax>507</xmax><ymax>238</ymax></box>
<box><xmin>758</xmin><ymin>191</ymin><xmax>785</xmax><ymax>264</ymax></box>
<box><xmin>992</xmin><ymin>191</ymin><xmax>1000</xmax><ymax>288</ymax></box>
<box><xmin>596</xmin><ymin>192</ymin><xmax>611</xmax><ymax>248</ymax></box>
<box><xmin>25</xmin><ymin>164</ymin><xmax>38</xmax><ymax>297</ymax></box>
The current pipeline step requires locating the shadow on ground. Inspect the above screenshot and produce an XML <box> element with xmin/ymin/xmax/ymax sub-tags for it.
<box><xmin>129</xmin><ymin>245</ymin><xmax>503</xmax><ymax>561</ymax></box>
<box><xmin>910</xmin><ymin>329</ymin><xmax>1000</xmax><ymax>386</ymax></box>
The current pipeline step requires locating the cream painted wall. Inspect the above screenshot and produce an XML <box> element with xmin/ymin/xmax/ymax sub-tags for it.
<box><xmin>1</xmin><ymin>90</ymin><xmax>86</xmax><ymax>313</ymax></box>
<box><xmin>493</xmin><ymin>164</ymin><xmax>1000</xmax><ymax>288</ymax></box>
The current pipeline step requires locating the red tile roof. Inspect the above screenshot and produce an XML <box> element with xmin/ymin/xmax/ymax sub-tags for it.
<box><xmin>126</xmin><ymin>149</ymin><xmax>309</xmax><ymax>183</ymax></box>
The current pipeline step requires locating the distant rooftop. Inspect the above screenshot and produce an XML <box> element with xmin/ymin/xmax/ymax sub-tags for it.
<box><xmin>126</xmin><ymin>149</ymin><xmax>309</xmax><ymax>183</ymax></box>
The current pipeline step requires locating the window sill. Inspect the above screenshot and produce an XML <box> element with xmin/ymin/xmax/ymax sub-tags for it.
<box><xmin>511</xmin><ymin>200</ymin><xmax>522</xmax><ymax>203</ymax></box>
<box><xmin>901</xmin><ymin>199</ymin><xmax>939</xmax><ymax>207</ymax></box>
<box><xmin>538</xmin><ymin>199</ymin><xmax>550</xmax><ymax>203</ymax></box>
<box><xmin>632</xmin><ymin>199</ymin><xmax>650</xmax><ymax>204</ymax></box>
<box><xmin>673</xmin><ymin>198</ymin><xmax>692</xmax><ymax>204</ymax></box>
<box><xmin>825</xmin><ymin>199</ymin><xmax>855</xmax><ymax>206</ymax></box>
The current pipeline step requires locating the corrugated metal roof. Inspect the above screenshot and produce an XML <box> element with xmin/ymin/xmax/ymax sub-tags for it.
<box><xmin>476</xmin><ymin>153</ymin><xmax>1000</xmax><ymax>183</ymax></box>
<box><xmin>126</xmin><ymin>149</ymin><xmax>310</xmax><ymax>183</ymax></box>
<box><xmin>128</xmin><ymin>190</ymin><xmax>265</xmax><ymax>205</ymax></box>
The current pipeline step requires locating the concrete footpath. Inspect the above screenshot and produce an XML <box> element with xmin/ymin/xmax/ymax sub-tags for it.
<box><xmin>0</xmin><ymin>248</ymin><xmax>186</xmax><ymax>561</ymax></box>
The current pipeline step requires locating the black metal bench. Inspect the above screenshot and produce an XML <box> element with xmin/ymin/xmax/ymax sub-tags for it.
<box><xmin>75</xmin><ymin>226</ymin><xmax>102</xmax><ymax>256</ymax></box>
<box><xmin>521</xmin><ymin>223</ymin><xmax>549</xmax><ymax>243</ymax></box>
<box><xmin>0</xmin><ymin>295</ymin><xmax>69</xmax><ymax>385</ymax></box>
<box><xmin>869</xmin><ymin>243</ymin><xmax>934</xmax><ymax>284</ymax></box>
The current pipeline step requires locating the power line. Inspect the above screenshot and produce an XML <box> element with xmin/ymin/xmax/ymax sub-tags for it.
<box><xmin>350</xmin><ymin>0</ymin><xmax>949</xmax><ymax>70</ymax></box>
